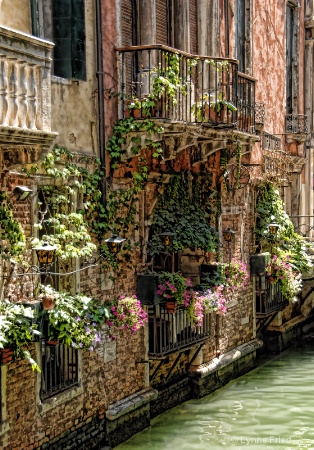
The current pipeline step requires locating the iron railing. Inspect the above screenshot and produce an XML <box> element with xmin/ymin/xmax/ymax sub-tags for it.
<box><xmin>148</xmin><ymin>303</ymin><xmax>211</xmax><ymax>357</ymax></box>
<box><xmin>261</xmin><ymin>132</ymin><xmax>282</xmax><ymax>151</ymax></box>
<box><xmin>285</xmin><ymin>114</ymin><xmax>309</xmax><ymax>135</ymax></box>
<box><xmin>116</xmin><ymin>45</ymin><xmax>256</xmax><ymax>131</ymax></box>
<box><xmin>237</xmin><ymin>73</ymin><xmax>256</xmax><ymax>133</ymax></box>
<box><xmin>255</xmin><ymin>275</ymin><xmax>288</xmax><ymax>317</ymax></box>
<box><xmin>41</xmin><ymin>340</ymin><xmax>79</xmax><ymax>400</ymax></box>
<box><xmin>291</xmin><ymin>215</ymin><xmax>314</xmax><ymax>239</ymax></box>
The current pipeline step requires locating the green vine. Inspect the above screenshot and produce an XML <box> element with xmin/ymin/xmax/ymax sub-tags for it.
<box><xmin>0</xmin><ymin>191</ymin><xmax>26</xmax><ymax>260</ymax></box>
<box><xmin>255</xmin><ymin>180</ymin><xmax>313</xmax><ymax>273</ymax></box>
<box><xmin>148</xmin><ymin>173</ymin><xmax>219</xmax><ymax>256</ymax></box>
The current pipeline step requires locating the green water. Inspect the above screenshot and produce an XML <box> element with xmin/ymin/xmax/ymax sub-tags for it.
<box><xmin>116</xmin><ymin>346</ymin><xmax>314</xmax><ymax>449</ymax></box>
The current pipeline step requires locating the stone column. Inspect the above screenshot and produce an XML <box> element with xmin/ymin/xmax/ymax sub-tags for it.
<box><xmin>173</xmin><ymin>0</ymin><xmax>190</xmax><ymax>52</ymax></box>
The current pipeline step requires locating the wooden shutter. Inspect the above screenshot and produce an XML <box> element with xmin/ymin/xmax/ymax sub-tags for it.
<box><xmin>236</xmin><ymin>0</ymin><xmax>245</xmax><ymax>72</ymax></box>
<box><xmin>53</xmin><ymin>0</ymin><xmax>86</xmax><ymax>80</ymax></box>
<box><xmin>189</xmin><ymin>0</ymin><xmax>197</xmax><ymax>54</ymax></box>
<box><xmin>121</xmin><ymin>0</ymin><xmax>133</xmax><ymax>46</ymax></box>
<box><xmin>156</xmin><ymin>0</ymin><xmax>168</xmax><ymax>45</ymax></box>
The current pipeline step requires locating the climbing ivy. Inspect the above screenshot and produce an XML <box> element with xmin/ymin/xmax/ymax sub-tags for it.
<box><xmin>147</xmin><ymin>173</ymin><xmax>219</xmax><ymax>256</ymax></box>
<box><xmin>0</xmin><ymin>191</ymin><xmax>26</xmax><ymax>260</ymax></box>
<box><xmin>254</xmin><ymin>180</ymin><xmax>313</xmax><ymax>273</ymax></box>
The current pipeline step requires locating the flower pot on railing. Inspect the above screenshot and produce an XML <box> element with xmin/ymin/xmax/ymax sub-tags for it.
<box><xmin>136</xmin><ymin>274</ymin><xmax>163</xmax><ymax>305</ymax></box>
<box><xmin>41</xmin><ymin>295</ymin><xmax>56</xmax><ymax>310</ymax></box>
<box><xmin>0</xmin><ymin>348</ymin><xmax>13</xmax><ymax>365</ymax></box>
<box><xmin>46</xmin><ymin>340</ymin><xmax>59</xmax><ymax>346</ymax></box>
<box><xmin>166</xmin><ymin>300</ymin><xmax>177</xmax><ymax>314</ymax></box>
<box><xmin>249</xmin><ymin>253</ymin><xmax>271</xmax><ymax>277</ymax></box>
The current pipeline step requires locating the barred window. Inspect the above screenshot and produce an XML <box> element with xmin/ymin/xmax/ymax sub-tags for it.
<box><xmin>41</xmin><ymin>340</ymin><xmax>79</xmax><ymax>400</ymax></box>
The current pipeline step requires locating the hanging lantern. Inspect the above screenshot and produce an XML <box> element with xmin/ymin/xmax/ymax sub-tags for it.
<box><xmin>222</xmin><ymin>227</ymin><xmax>235</xmax><ymax>242</ymax></box>
<box><xmin>159</xmin><ymin>231</ymin><xmax>176</xmax><ymax>247</ymax></box>
<box><xmin>33</xmin><ymin>242</ymin><xmax>57</xmax><ymax>265</ymax></box>
<box><xmin>105</xmin><ymin>234</ymin><xmax>126</xmax><ymax>254</ymax></box>
<box><xmin>268</xmin><ymin>223</ymin><xmax>280</xmax><ymax>236</ymax></box>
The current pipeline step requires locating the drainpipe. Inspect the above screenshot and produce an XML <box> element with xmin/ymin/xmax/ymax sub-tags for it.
<box><xmin>95</xmin><ymin>0</ymin><xmax>106</xmax><ymax>206</ymax></box>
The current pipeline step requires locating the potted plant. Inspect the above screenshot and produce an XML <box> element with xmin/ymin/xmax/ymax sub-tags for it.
<box><xmin>157</xmin><ymin>272</ymin><xmax>193</xmax><ymax>313</ymax></box>
<box><xmin>265</xmin><ymin>254</ymin><xmax>302</xmax><ymax>302</ymax></box>
<box><xmin>127</xmin><ymin>98</ymin><xmax>142</xmax><ymax>119</ymax></box>
<box><xmin>211</xmin><ymin>92</ymin><xmax>237</xmax><ymax>123</ymax></box>
<box><xmin>223</xmin><ymin>258</ymin><xmax>249</xmax><ymax>291</ymax></box>
<box><xmin>109</xmin><ymin>295</ymin><xmax>147</xmax><ymax>334</ymax></box>
<box><xmin>38</xmin><ymin>284</ymin><xmax>59</xmax><ymax>310</ymax></box>
<box><xmin>47</xmin><ymin>291</ymin><xmax>109</xmax><ymax>351</ymax></box>
<box><xmin>0</xmin><ymin>301</ymin><xmax>41</xmax><ymax>371</ymax></box>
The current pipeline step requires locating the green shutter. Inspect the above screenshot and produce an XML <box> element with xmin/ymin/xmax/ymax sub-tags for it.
<box><xmin>53</xmin><ymin>0</ymin><xmax>86</xmax><ymax>80</ymax></box>
<box><xmin>30</xmin><ymin>0</ymin><xmax>40</xmax><ymax>37</ymax></box>
<box><xmin>71</xmin><ymin>0</ymin><xmax>86</xmax><ymax>80</ymax></box>
<box><xmin>53</xmin><ymin>0</ymin><xmax>72</xmax><ymax>79</ymax></box>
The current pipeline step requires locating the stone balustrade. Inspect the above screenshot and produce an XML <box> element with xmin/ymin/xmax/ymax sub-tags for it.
<box><xmin>0</xmin><ymin>26</ymin><xmax>56</xmax><ymax>146</ymax></box>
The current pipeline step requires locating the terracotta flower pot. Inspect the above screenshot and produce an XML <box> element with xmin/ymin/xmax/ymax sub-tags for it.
<box><xmin>46</xmin><ymin>340</ymin><xmax>59</xmax><ymax>346</ymax></box>
<box><xmin>41</xmin><ymin>295</ymin><xmax>56</xmax><ymax>310</ymax></box>
<box><xmin>166</xmin><ymin>301</ymin><xmax>177</xmax><ymax>314</ymax></box>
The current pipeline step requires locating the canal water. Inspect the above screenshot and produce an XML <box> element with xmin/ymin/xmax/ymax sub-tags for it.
<box><xmin>116</xmin><ymin>345</ymin><xmax>314</xmax><ymax>449</ymax></box>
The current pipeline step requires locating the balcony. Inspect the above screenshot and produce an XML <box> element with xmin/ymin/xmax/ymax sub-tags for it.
<box><xmin>116</xmin><ymin>45</ymin><xmax>257</xmax><ymax>133</ymax></box>
<box><xmin>255</xmin><ymin>275</ymin><xmax>288</xmax><ymax>318</ymax></box>
<box><xmin>0</xmin><ymin>26</ymin><xmax>57</xmax><ymax>150</ymax></box>
<box><xmin>285</xmin><ymin>114</ymin><xmax>309</xmax><ymax>143</ymax></box>
<box><xmin>148</xmin><ymin>303</ymin><xmax>211</xmax><ymax>357</ymax></box>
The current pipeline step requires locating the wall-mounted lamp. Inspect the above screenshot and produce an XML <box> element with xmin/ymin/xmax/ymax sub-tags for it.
<box><xmin>268</xmin><ymin>223</ymin><xmax>280</xmax><ymax>236</ymax></box>
<box><xmin>104</xmin><ymin>234</ymin><xmax>126</xmax><ymax>254</ymax></box>
<box><xmin>223</xmin><ymin>227</ymin><xmax>235</xmax><ymax>242</ymax></box>
<box><xmin>159</xmin><ymin>231</ymin><xmax>176</xmax><ymax>247</ymax></box>
<box><xmin>13</xmin><ymin>186</ymin><xmax>33</xmax><ymax>201</ymax></box>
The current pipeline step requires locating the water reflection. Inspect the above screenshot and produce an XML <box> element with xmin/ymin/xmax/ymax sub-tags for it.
<box><xmin>116</xmin><ymin>347</ymin><xmax>314</xmax><ymax>449</ymax></box>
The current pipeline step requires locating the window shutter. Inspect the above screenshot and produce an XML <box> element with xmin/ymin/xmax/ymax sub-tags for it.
<box><xmin>30</xmin><ymin>0</ymin><xmax>40</xmax><ymax>37</ymax></box>
<box><xmin>53</xmin><ymin>0</ymin><xmax>72</xmax><ymax>79</ymax></box>
<box><xmin>53</xmin><ymin>0</ymin><xmax>86</xmax><ymax>80</ymax></box>
<box><xmin>71</xmin><ymin>0</ymin><xmax>86</xmax><ymax>80</ymax></box>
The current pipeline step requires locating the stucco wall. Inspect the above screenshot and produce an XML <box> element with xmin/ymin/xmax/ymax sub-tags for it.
<box><xmin>0</xmin><ymin>0</ymin><xmax>31</xmax><ymax>34</ymax></box>
<box><xmin>51</xmin><ymin>0</ymin><xmax>98</xmax><ymax>154</ymax></box>
<box><xmin>253</xmin><ymin>1</ymin><xmax>286</xmax><ymax>135</ymax></box>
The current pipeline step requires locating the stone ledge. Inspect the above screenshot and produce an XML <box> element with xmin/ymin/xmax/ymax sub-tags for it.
<box><xmin>106</xmin><ymin>387</ymin><xmax>158</xmax><ymax>421</ymax></box>
<box><xmin>188</xmin><ymin>338</ymin><xmax>263</xmax><ymax>379</ymax></box>
<box><xmin>266</xmin><ymin>314</ymin><xmax>306</xmax><ymax>333</ymax></box>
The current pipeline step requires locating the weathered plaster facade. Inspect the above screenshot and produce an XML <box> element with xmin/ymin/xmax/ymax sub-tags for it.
<box><xmin>0</xmin><ymin>0</ymin><xmax>312</xmax><ymax>449</ymax></box>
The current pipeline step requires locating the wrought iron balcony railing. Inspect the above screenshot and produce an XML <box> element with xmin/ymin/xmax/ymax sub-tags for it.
<box><xmin>116</xmin><ymin>45</ymin><xmax>256</xmax><ymax>131</ymax></box>
<box><xmin>285</xmin><ymin>114</ymin><xmax>309</xmax><ymax>143</ymax></box>
<box><xmin>255</xmin><ymin>275</ymin><xmax>288</xmax><ymax>317</ymax></box>
<box><xmin>285</xmin><ymin>114</ymin><xmax>308</xmax><ymax>135</ymax></box>
<box><xmin>148</xmin><ymin>303</ymin><xmax>211</xmax><ymax>357</ymax></box>
<box><xmin>236</xmin><ymin>73</ymin><xmax>256</xmax><ymax>133</ymax></box>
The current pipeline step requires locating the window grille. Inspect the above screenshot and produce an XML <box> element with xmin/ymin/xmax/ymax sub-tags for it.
<box><xmin>41</xmin><ymin>340</ymin><xmax>79</xmax><ymax>400</ymax></box>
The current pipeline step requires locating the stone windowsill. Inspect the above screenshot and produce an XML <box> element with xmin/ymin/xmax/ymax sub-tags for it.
<box><xmin>106</xmin><ymin>387</ymin><xmax>158</xmax><ymax>421</ymax></box>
